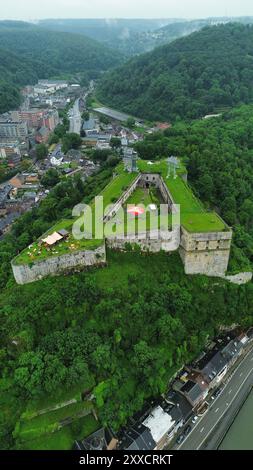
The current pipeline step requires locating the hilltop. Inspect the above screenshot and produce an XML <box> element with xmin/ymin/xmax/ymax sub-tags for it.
<box><xmin>37</xmin><ymin>17</ymin><xmax>253</xmax><ymax>56</ymax></box>
<box><xmin>97</xmin><ymin>23</ymin><xmax>253</xmax><ymax>121</ymax></box>
<box><xmin>0</xmin><ymin>21</ymin><xmax>123</xmax><ymax>113</ymax></box>
<box><xmin>1</xmin><ymin>106</ymin><xmax>253</xmax><ymax>448</ymax></box>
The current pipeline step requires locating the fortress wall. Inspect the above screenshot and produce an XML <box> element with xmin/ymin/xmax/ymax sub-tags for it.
<box><xmin>106</xmin><ymin>227</ymin><xmax>180</xmax><ymax>253</ymax></box>
<box><xmin>157</xmin><ymin>177</ymin><xmax>175</xmax><ymax>208</ymax></box>
<box><xmin>104</xmin><ymin>174</ymin><xmax>141</xmax><ymax>222</ymax></box>
<box><xmin>104</xmin><ymin>173</ymin><xmax>176</xmax><ymax>224</ymax></box>
<box><xmin>12</xmin><ymin>244</ymin><xmax>106</xmax><ymax>285</ymax></box>
<box><xmin>106</xmin><ymin>237</ymin><xmax>164</xmax><ymax>253</ymax></box>
<box><xmin>179</xmin><ymin>227</ymin><xmax>232</xmax><ymax>277</ymax></box>
<box><xmin>138</xmin><ymin>173</ymin><xmax>161</xmax><ymax>188</ymax></box>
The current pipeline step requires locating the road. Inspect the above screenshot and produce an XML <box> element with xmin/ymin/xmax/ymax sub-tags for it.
<box><xmin>177</xmin><ymin>347</ymin><xmax>253</xmax><ymax>450</ymax></box>
<box><xmin>69</xmin><ymin>98</ymin><xmax>82</xmax><ymax>135</ymax></box>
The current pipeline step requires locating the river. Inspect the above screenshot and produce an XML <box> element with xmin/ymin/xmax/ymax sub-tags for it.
<box><xmin>219</xmin><ymin>389</ymin><xmax>253</xmax><ymax>450</ymax></box>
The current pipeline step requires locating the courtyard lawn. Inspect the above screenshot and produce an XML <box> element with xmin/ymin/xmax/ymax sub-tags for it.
<box><xmin>125</xmin><ymin>186</ymin><xmax>159</xmax><ymax>207</ymax></box>
<box><xmin>137</xmin><ymin>159</ymin><xmax>227</xmax><ymax>232</ymax></box>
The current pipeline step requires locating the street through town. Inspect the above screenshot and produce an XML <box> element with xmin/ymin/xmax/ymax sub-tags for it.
<box><xmin>176</xmin><ymin>347</ymin><xmax>253</xmax><ymax>450</ymax></box>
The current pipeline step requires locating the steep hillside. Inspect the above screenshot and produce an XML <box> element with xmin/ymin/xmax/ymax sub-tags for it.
<box><xmin>134</xmin><ymin>104</ymin><xmax>253</xmax><ymax>272</ymax></box>
<box><xmin>97</xmin><ymin>23</ymin><xmax>253</xmax><ymax>121</ymax></box>
<box><xmin>0</xmin><ymin>21</ymin><xmax>123</xmax><ymax>113</ymax></box>
<box><xmin>0</xmin><ymin>48</ymin><xmax>39</xmax><ymax>112</ymax></box>
<box><xmin>38</xmin><ymin>17</ymin><xmax>253</xmax><ymax>56</ymax></box>
<box><xmin>37</xmin><ymin>18</ymin><xmax>175</xmax><ymax>55</ymax></box>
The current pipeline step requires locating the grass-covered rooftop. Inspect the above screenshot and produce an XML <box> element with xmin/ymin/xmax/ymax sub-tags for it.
<box><xmin>13</xmin><ymin>159</ymin><xmax>228</xmax><ymax>267</ymax></box>
<box><xmin>13</xmin><ymin>164</ymin><xmax>136</xmax><ymax>267</ymax></box>
<box><xmin>137</xmin><ymin>159</ymin><xmax>227</xmax><ymax>233</ymax></box>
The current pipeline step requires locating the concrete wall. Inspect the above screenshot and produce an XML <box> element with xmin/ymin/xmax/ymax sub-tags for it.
<box><xmin>12</xmin><ymin>244</ymin><xmax>106</xmax><ymax>285</ymax></box>
<box><xmin>179</xmin><ymin>227</ymin><xmax>232</xmax><ymax>277</ymax></box>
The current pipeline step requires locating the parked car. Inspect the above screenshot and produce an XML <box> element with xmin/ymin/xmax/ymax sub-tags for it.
<box><xmin>176</xmin><ymin>434</ymin><xmax>185</xmax><ymax>445</ymax></box>
<box><xmin>211</xmin><ymin>387</ymin><xmax>222</xmax><ymax>400</ymax></box>
<box><xmin>184</xmin><ymin>425</ymin><xmax>192</xmax><ymax>436</ymax></box>
<box><xmin>192</xmin><ymin>415</ymin><xmax>198</xmax><ymax>424</ymax></box>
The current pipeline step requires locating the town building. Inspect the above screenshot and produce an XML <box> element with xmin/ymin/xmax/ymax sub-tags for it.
<box><xmin>75</xmin><ymin>428</ymin><xmax>117</xmax><ymax>451</ymax></box>
<box><xmin>0</xmin><ymin>121</ymin><xmax>28</xmax><ymax>140</ymax></box>
<box><xmin>11</xmin><ymin>109</ymin><xmax>44</xmax><ymax>129</ymax></box>
<box><xmin>123</xmin><ymin>147</ymin><xmax>138</xmax><ymax>173</ymax></box>
<box><xmin>83</xmin><ymin>118</ymin><xmax>98</xmax><ymax>135</ymax></box>
<box><xmin>36</xmin><ymin>126</ymin><xmax>50</xmax><ymax>144</ymax></box>
<box><xmin>192</xmin><ymin>335</ymin><xmax>244</xmax><ymax>389</ymax></box>
<box><xmin>118</xmin><ymin>398</ymin><xmax>186</xmax><ymax>451</ymax></box>
<box><xmin>175</xmin><ymin>378</ymin><xmax>208</xmax><ymax>409</ymax></box>
<box><xmin>43</xmin><ymin>109</ymin><xmax>60</xmax><ymax>131</ymax></box>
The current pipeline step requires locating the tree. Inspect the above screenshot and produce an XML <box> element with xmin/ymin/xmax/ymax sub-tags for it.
<box><xmin>62</xmin><ymin>133</ymin><xmax>82</xmax><ymax>154</ymax></box>
<box><xmin>36</xmin><ymin>144</ymin><xmax>48</xmax><ymax>160</ymax></box>
<box><xmin>111</xmin><ymin>137</ymin><xmax>121</xmax><ymax>149</ymax></box>
<box><xmin>41</xmin><ymin>169</ymin><xmax>60</xmax><ymax>189</ymax></box>
<box><xmin>126</xmin><ymin>117</ymin><xmax>135</xmax><ymax>129</ymax></box>
<box><xmin>82</xmin><ymin>111</ymin><xmax>89</xmax><ymax>121</ymax></box>
<box><xmin>48</xmin><ymin>133</ymin><xmax>59</xmax><ymax>145</ymax></box>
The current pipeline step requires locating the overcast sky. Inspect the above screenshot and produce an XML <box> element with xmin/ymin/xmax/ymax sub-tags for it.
<box><xmin>0</xmin><ymin>0</ymin><xmax>253</xmax><ymax>21</ymax></box>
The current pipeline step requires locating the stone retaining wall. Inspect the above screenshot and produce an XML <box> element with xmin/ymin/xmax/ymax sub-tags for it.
<box><xmin>12</xmin><ymin>244</ymin><xmax>106</xmax><ymax>285</ymax></box>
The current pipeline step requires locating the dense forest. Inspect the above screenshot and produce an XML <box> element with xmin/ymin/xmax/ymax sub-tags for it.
<box><xmin>0</xmin><ymin>21</ymin><xmax>123</xmax><ymax>113</ymax></box>
<box><xmin>1</xmin><ymin>105</ymin><xmax>253</xmax><ymax>448</ymax></box>
<box><xmin>97</xmin><ymin>23</ymin><xmax>253</xmax><ymax>121</ymax></box>
<box><xmin>38</xmin><ymin>17</ymin><xmax>253</xmax><ymax>56</ymax></box>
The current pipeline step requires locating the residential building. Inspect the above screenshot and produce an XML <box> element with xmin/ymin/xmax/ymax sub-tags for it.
<box><xmin>43</xmin><ymin>109</ymin><xmax>60</xmax><ymax>131</ymax></box>
<box><xmin>0</xmin><ymin>184</ymin><xmax>12</xmax><ymax>205</ymax></box>
<box><xmin>0</xmin><ymin>145</ymin><xmax>21</xmax><ymax>160</ymax></box>
<box><xmin>36</xmin><ymin>126</ymin><xmax>50</xmax><ymax>144</ymax></box>
<box><xmin>192</xmin><ymin>335</ymin><xmax>244</xmax><ymax>389</ymax></box>
<box><xmin>12</xmin><ymin>109</ymin><xmax>45</xmax><ymax>130</ymax></box>
<box><xmin>123</xmin><ymin>147</ymin><xmax>138</xmax><ymax>173</ymax></box>
<box><xmin>0</xmin><ymin>121</ymin><xmax>28</xmax><ymax>139</ymax></box>
<box><xmin>177</xmin><ymin>379</ymin><xmax>208</xmax><ymax>408</ymax></box>
<box><xmin>118</xmin><ymin>423</ymin><xmax>156</xmax><ymax>451</ymax></box>
<box><xmin>166</xmin><ymin>390</ymin><xmax>192</xmax><ymax>424</ymax></box>
<box><xmin>74</xmin><ymin>428</ymin><xmax>117</xmax><ymax>451</ymax></box>
<box><xmin>118</xmin><ymin>399</ymin><xmax>185</xmax><ymax>451</ymax></box>
<box><xmin>83</xmin><ymin>118</ymin><xmax>98</xmax><ymax>135</ymax></box>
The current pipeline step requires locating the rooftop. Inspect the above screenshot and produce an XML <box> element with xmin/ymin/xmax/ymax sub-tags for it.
<box><xmin>118</xmin><ymin>423</ymin><xmax>155</xmax><ymax>451</ymax></box>
<box><xmin>181</xmin><ymin>380</ymin><xmax>205</xmax><ymax>404</ymax></box>
<box><xmin>143</xmin><ymin>405</ymin><xmax>175</xmax><ymax>443</ymax></box>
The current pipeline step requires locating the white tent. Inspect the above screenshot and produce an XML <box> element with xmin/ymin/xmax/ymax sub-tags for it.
<box><xmin>42</xmin><ymin>232</ymin><xmax>63</xmax><ymax>246</ymax></box>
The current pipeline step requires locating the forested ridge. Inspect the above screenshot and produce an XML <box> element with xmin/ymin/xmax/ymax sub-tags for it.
<box><xmin>97</xmin><ymin>23</ymin><xmax>253</xmax><ymax>121</ymax></box>
<box><xmin>0</xmin><ymin>21</ymin><xmax>123</xmax><ymax>113</ymax></box>
<box><xmin>1</xmin><ymin>106</ymin><xmax>253</xmax><ymax>448</ymax></box>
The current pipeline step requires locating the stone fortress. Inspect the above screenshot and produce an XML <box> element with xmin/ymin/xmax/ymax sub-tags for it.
<box><xmin>12</xmin><ymin>157</ymin><xmax>233</xmax><ymax>285</ymax></box>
